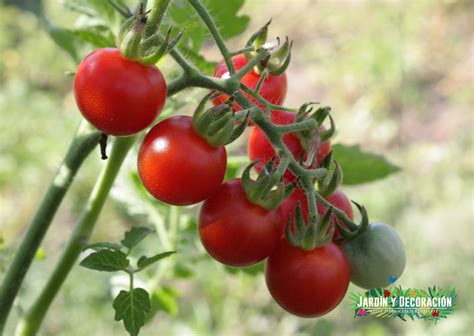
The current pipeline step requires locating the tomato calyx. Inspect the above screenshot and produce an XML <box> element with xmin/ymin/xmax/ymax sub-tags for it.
<box><xmin>315</xmin><ymin>151</ymin><xmax>343</xmax><ymax>197</ymax></box>
<box><xmin>244</xmin><ymin>20</ymin><xmax>293</xmax><ymax>76</ymax></box>
<box><xmin>192</xmin><ymin>93</ymin><xmax>249</xmax><ymax>147</ymax></box>
<box><xmin>285</xmin><ymin>200</ymin><xmax>335</xmax><ymax>250</ymax></box>
<box><xmin>334</xmin><ymin>201</ymin><xmax>370</xmax><ymax>241</ymax></box>
<box><xmin>241</xmin><ymin>159</ymin><xmax>296</xmax><ymax>210</ymax></box>
<box><xmin>116</xmin><ymin>4</ymin><xmax>183</xmax><ymax>65</ymax></box>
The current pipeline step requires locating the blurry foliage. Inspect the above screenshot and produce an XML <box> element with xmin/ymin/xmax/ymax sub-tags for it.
<box><xmin>0</xmin><ymin>0</ymin><xmax>473</xmax><ymax>335</ymax></box>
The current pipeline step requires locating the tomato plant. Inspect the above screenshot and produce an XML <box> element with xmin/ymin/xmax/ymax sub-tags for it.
<box><xmin>74</xmin><ymin>48</ymin><xmax>167</xmax><ymax>136</ymax></box>
<box><xmin>265</xmin><ymin>239</ymin><xmax>350</xmax><ymax>317</ymax></box>
<box><xmin>199</xmin><ymin>179</ymin><xmax>281</xmax><ymax>267</ymax></box>
<box><xmin>138</xmin><ymin>116</ymin><xmax>227</xmax><ymax>206</ymax></box>
<box><xmin>0</xmin><ymin>1</ymin><xmax>405</xmax><ymax>335</ymax></box>
<box><xmin>248</xmin><ymin>110</ymin><xmax>331</xmax><ymax>181</ymax></box>
<box><xmin>212</xmin><ymin>54</ymin><xmax>287</xmax><ymax>111</ymax></box>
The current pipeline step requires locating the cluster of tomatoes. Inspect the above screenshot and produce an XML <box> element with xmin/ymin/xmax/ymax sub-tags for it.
<box><xmin>74</xmin><ymin>46</ymin><xmax>405</xmax><ymax>318</ymax></box>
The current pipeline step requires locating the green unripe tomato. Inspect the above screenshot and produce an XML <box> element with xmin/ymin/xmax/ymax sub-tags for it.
<box><xmin>341</xmin><ymin>222</ymin><xmax>406</xmax><ymax>289</ymax></box>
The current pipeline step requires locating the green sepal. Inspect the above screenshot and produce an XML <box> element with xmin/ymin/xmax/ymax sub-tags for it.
<box><xmin>119</xmin><ymin>13</ymin><xmax>145</xmax><ymax>60</ymax></box>
<box><xmin>266</xmin><ymin>37</ymin><xmax>293</xmax><ymax>76</ymax></box>
<box><xmin>192</xmin><ymin>94</ymin><xmax>249</xmax><ymax>147</ymax></box>
<box><xmin>241</xmin><ymin>160</ymin><xmax>287</xmax><ymax>210</ymax></box>
<box><xmin>333</xmin><ymin>200</ymin><xmax>370</xmax><ymax>242</ymax></box>
<box><xmin>320</xmin><ymin>114</ymin><xmax>336</xmax><ymax>142</ymax></box>
<box><xmin>244</xmin><ymin>19</ymin><xmax>272</xmax><ymax>59</ymax></box>
<box><xmin>315</xmin><ymin>208</ymin><xmax>334</xmax><ymax>246</ymax></box>
<box><xmin>317</xmin><ymin>160</ymin><xmax>343</xmax><ymax>198</ymax></box>
<box><xmin>285</xmin><ymin>201</ymin><xmax>335</xmax><ymax>250</ymax></box>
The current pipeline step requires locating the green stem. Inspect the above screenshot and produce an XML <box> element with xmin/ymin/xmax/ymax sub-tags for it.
<box><xmin>144</xmin><ymin>0</ymin><xmax>171</xmax><ymax>38</ymax></box>
<box><xmin>240</xmin><ymin>84</ymin><xmax>298</xmax><ymax>112</ymax></box>
<box><xmin>14</xmin><ymin>77</ymin><xmax>189</xmax><ymax>336</ymax></box>
<box><xmin>274</xmin><ymin>119</ymin><xmax>317</xmax><ymax>134</ymax></box>
<box><xmin>15</xmin><ymin>136</ymin><xmax>136</xmax><ymax>336</ymax></box>
<box><xmin>187</xmin><ymin>0</ymin><xmax>235</xmax><ymax>74</ymax></box>
<box><xmin>0</xmin><ymin>121</ymin><xmax>100</xmax><ymax>334</ymax></box>
<box><xmin>233</xmin><ymin>49</ymin><xmax>270</xmax><ymax>81</ymax></box>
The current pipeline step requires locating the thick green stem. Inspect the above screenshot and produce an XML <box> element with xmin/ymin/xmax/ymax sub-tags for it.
<box><xmin>187</xmin><ymin>0</ymin><xmax>235</xmax><ymax>74</ymax></box>
<box><xmin>15</xmin><ymin>136</ymin><xmax>136</xmax><ymax>336</ymax></box>
<box><xmin>14</xmin><ymin>77</ymin><xmax>189</xmax><ymax>336</ymax></box>
<box><xmin>144</xmin><ymin>0</ymin><xmax>171</xmax><ymax>38</ymax></box>
<box><xmin>0</xmin><ymin>121</ymin><xmax>100</xmax><ymax>334</ymax></box>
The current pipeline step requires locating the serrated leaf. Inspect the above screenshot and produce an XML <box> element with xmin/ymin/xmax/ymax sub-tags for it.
<box><xmin>121</xmin><ymin>227</ymin><xmax>154</xmax><ymax>250</ymax></box>
<box><xmin>167</xmin><ymin>0</ymin><xmax>249</xmax><ymax>52</ymax></box>
<box><xmin>85</xmin><ymin>242</ymin><xmax>124</xmax><ymax>252</ymax></box>
<box><xmin>332</xmin><ymin>144</ymin><xmax>401</xmax><ymax>185</ymax></box>
<box><xmin>137</xmin><ymin>251</ymin><xmax>176</xmax><ymax>270</ymax></box>
<box><xmin>113</xmin><ymin>288</ymin><xmax>151</xmax><ymax>336</ymax></box>
<box><xmin>80</xmin><ymin>250</ymin><xmax>129</xmax><ymax>272</ymax></box>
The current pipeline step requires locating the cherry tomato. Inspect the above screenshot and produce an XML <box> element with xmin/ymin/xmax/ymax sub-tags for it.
<box><xmin>212</xmin><ymin>54</ymin><xmax>287</xmax><ymax>110</ymax></box>
<box><xmin>265</xmin><ymin>239</ymin><xmax>350</xmax><ymax>317</ymax></box>
<box><xmin>138</xmin><ymin>116</ymin><xmax>226</xmax><ymax>206</ymax></box>
<box><xmin>279</xmin><ymin>189</ymin><xmax>353</xmax><ymax>240</ymax></box>
<box><xmin>248</xmin><ymin>110</ymin><xmax>331</xmax><ymax>182</ymax></box>
<box><xmin>199</xmin><ymin>179</ymin><xmax>281</xmax><ymax>267</ymax></box>
<box><xmin>341</xmin><ymin>222</ymin><xmax>406</xmax><ymax>289</ymax></box>
<box><xmin>74</xmin><ymin>48</ymin><xmax>167</xmax><ymax>136</ymax></box>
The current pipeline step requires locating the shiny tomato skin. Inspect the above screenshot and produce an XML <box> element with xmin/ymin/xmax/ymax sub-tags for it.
<box><xmin>265</xmin><ymin>240</ymin><xmax>350</xmax><ymax>317</ymax></box>
<box><xmin>138</xmin><ymin>116</ymin><xmax>226</xmax><ymax>206</ymax></box>
<box><xmin>199</xmin><ymin>179</ymin><xmax>281</xmax><ymax>267</ymax></box>
<box><xmin>212</xmin><ymin>54</ymin><xmax>287</xmax><ymax>110</ymax></box>
<box><xmin>248</xmin><ymin>110</ymin><xmax>331</xmax><ymax>182</ymax></box>
<box><xmin>279</xmin><ymin>189</ymin><xmax>353</xmax><ymax>240</ymax></box>
<box><xmin>74</xmin><ymin>48</ymin><xmax>167</xmax><ymax>136</ymax></box>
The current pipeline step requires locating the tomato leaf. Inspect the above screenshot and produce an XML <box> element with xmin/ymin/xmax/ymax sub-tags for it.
<box><xmin>84</xmin><ymin>242</ymin><xmax>124</xmax><ymax>252</ymax></box>
<box><xmin>137</xmin><ymin>251</ymin><xmax>176</xmax><ymax>270</ymax></box>
<box><xmin>167</xmin><ymin>0</ymin><xmax>249</xmax><ymax>52</ymax></box>
<box><xmin>332</xmin><ymin>144</ymin><xmax>401</xmax><ymax>185</ymax></box>
<box><xmin>80</xmin><ymin>250</ymin><xmax>129</xmax><ymax>272</ymax></box>
<box><xmin>113</xmin><ymin>288</ymin><xmax>151</xmax><ymax>336</ymax></box>
<box><xmin>121</xmin><ymin>227</ymin><xmax>154</xmax><ymax>250</ymax></box>
<box><xmin>46</xmin><ymin>21</ymin><xmax>83</xmax><ymax>63</ymax></box>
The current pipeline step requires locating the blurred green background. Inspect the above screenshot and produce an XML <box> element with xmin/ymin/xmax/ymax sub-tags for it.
<box><xmin>1</xmin><ymin>0</ymin><xmax>473</xmax><ymax>335</ymax></box>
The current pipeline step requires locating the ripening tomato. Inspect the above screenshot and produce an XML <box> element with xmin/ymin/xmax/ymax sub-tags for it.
<box><xmin>265</xmin><ymin>240</ymin><xmax>350</xmax><ymax>317</ymax></box>
<box><xmin>199</xmin><ymin>179</ymin><xmax>281</xmax><ymax>267</ymax></box>
<box><xmin>248</xmin><ymin>110</ymin><xmax>331</xmax><ymax>182</ymax></box>
<box><xmin>138</xmin><ymin>116</ymin><xmax>226</xmax><ymax>206</ymax></box>
<box><xmin>212</xmin><ymin>54</ymin><xmax>287</xmax><ymax>110</ymax></box>
<box><xmin>341</xmin><ymin>222</ymin><xmax>406</xmax><ymax>289</ymax></box>
<box><xmin>74</xmin><ymin>48</ymin><xmax>167</xmax><ymax>136</ymax></box>
<box><xmin>279</xmin><ymin>188</ymin><xmax>353</xmax><ymax>240</ymax></box>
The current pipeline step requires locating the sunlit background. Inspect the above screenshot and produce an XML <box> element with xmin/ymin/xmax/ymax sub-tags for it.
<box><xmin>1</xmin><ymin>0</ymin><xmax>473</xmax><ymax>335</ymax></box>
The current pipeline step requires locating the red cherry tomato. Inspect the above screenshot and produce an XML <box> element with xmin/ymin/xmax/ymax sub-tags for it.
<box><xmin>199</xmin><ymin>179</ymin><xmax>281</xmax><ymax>267</ymax></box>
<box><xmin>248</xmin><ymin>110</ymin><xmax>331</xmax><ymax>182</ymax></box>
<box><xmin>265</xmin><ymin>240</ymin><xmax>350</xmax><ymax>317</ymax></box>
<box><xmin>279</xmin><ymin>189</ymin><xmax>353</xmax><ymax>240</ymax></box>
<box><xmin>74</xmin><ymin>48</ymin><xmax>167</xmax><ymax>136</ymax></box>
<box><xmin>212</xmin><ymin>54</ymin><xmax>287</xmax><ymax>110</ymax></box>
<box><xmin>138</xmin><ymin>116</ymin><xmax>226</xmax><ymax>206</ymax></box>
